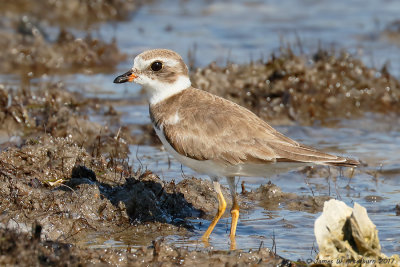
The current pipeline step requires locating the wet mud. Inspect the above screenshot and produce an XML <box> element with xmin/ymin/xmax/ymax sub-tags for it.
<box><xmin>0</xmin><ymin>135</ymin><xmax>303</xmax><ymax>265</ymax></box>
<box><xmin>0</xmin><ymin>28</ymin><xmax>125</xmax><ymax>79</ymax></box>
<box><xmin>0</xmin><ymin>228</ymin><xmax>294</xmax><ymax>266</ymax></box>
<box><xmin>0</xmin><ymin>66</ymin><xmax>390</xmax><ymax>265</ymax></box>
<box><xmin>0</xmin><ymin>83</ymin><xmax>133</xmax><ymax>162</ymax></box>
<box><xmin>247</xmin><ymin>181</ymin><xmax>330</xmax><ymax>213</ymax></box>
<box><xmin>0</xmin><ymin>1</ymin><xmax>129</xmax><ymax>79</ymax></box>
<box><xmin>0</xmin><ymin>1</ymin><xmax>399</xmax><ymax>265</ymax></box>
<box><xmin>0</xmin><ymin>0</ymin><xmax>140</xmax><ymax>29</ymax></box>
<box><xmin>0</xmin><ymin>136</ymin><xmax>193</xmax><ymax>238</ymax></box>
<box><xmin>192</xmin><ymin>48</ymin><xmax>400</xmax><ymax>125</ymax></box>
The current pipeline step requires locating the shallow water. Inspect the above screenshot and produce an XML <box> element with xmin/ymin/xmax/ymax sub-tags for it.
<box><xmin>98</xmin><ymin>0</ymin><xmax>400</xmax><ymax>260</ymax></box>
<box><xmin>2</xmin><ymin>0</ymin><xmax>400</xmax><ymax>261</ymax></box>
<box><xmin>122</xmin><ymin>109</ymin><xmax>400</xmax><ymax>260</ymax></box>
<box><xmin>104</xmin><ymin>0</ymin><xmax>400</xmax><ymax>76</ymax></box>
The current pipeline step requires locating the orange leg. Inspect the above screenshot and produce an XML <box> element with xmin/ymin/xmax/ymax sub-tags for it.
<box><xmin>227</xmin><ymin>176</ymin><xmax>239</xmax><ymax>250</ymax></box>
<box><xmin>201</xmin><ymin>181</ymin><xmax>226</xmax><ymax>245</ymax></box>
<box><xmin>230</xmin><ymin>195</ymin><xmax>239</xmax><ymax>250</ymax></box>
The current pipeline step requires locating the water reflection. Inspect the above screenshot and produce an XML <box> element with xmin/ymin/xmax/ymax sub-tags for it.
<box><xmin>127</xmin><ymin>110</ymin><xmax>400</xmax><ymax>259</ymax></box>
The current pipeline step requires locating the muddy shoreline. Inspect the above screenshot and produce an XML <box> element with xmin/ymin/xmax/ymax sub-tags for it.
<box><xmin>1</xmin><ymin>1</ymin><xmax>400</xmax><ymax>266</ymax></box>
<box><xmin>0</xmin><ymin>228</ymin><xmax>296</xmax><ymax>266</ymax></box>
<box><xmin>1</xmin><ymin>44</ymin><xmax>397</xmax><ymax>267</ymax></box>
<box><xmin>1</xmin><ymin>134</ymin><xmax>316</xmax><ymax>265</ymax></box>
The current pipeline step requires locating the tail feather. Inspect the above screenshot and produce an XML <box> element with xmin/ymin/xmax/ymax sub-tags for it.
<box><xmin>326</xmin><ymin>157</ymin><xmax>360</xmax><ymax>167</ymax></box>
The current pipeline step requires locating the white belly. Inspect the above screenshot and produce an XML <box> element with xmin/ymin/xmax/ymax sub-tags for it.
<box><xmin>154</xmin><ymin>126</ymin><xmax>308</xmax><ymax>178</ymax></box>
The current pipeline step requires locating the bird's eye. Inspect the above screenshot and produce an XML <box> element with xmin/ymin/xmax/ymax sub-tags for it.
<box><xmin>151</xmin><ymin>61</ymin><xmax>163</xmax><ymax>71</ymax></box>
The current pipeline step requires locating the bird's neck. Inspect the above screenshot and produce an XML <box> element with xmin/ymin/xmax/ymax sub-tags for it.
<box><xmin>145</xmin><ymin>75</ymin><xmax>191</xmax><ymax>105</ymax></box>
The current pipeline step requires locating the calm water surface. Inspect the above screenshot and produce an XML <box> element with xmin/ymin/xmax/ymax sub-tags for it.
<box><xmin>4</xmin><ymin>0</ymin><xmax>400</xmax><ymax>260</ymax></box>
<box><xmin>121</xmin><ymin>108</ymin><xmax>400</xmax><ymax>260</ymax></box>
<box><xmin>104</xmin><ymin>0</ymin><xmax>400</xmax><ymax>75</ymax></box>
<box><xmin>100</xmin><ymin>0</ymin><xmax>400</xmax><ymax>260</ymax></box>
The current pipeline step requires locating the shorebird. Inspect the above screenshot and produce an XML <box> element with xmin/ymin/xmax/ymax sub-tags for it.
<box><xmin>113</xmin><ymin>49</ymin><xmax>359</xmax><ymax>249</ymax></box>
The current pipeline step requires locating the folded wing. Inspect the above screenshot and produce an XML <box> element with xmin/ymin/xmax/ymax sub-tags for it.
<box><xmin>152</xmin><ymin>88</ymin><xmax>359</xmax><ymax>168</ymax></box>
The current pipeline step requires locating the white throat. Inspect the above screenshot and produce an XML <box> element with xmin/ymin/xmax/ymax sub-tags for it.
<box><xmin>144</xmin><ymin>75</ymin><xmax>191</xmax><ymax>105</ymax></box>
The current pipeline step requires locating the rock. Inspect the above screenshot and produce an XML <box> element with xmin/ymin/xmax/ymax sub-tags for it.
<box><xmin>314</xmin><ymin>199</ymin><xmax>399</xmax><ymax>266</ymax></box>
<box><xmin>314</xmin><ymin>199</ymin><xmax>353</xmax><ymax>254</ymax></box>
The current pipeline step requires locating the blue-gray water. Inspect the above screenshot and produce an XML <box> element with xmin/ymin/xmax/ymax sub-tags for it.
<box><xmin>97</xmin><ymin>0</ymin><xmax>400</xmax><ymax>260</ymax></box>
<box><xmin>4</xmin><ymin>0</ymin><xmax>400</xmax><ymax>260</ymax></box>
<box><xmin>121</xmin><ymin>109</ymin><xmax>400</xmax><ymax>260</ymax></box>
<box><xmin>103</xmin><ymin>0</ymin><xmax>400</xmax><ymax>74</ymax></box>
<box><xmin>103</xmin><ymin>0</ymin><xmax>400</xmax><ymax>259</ymax></box>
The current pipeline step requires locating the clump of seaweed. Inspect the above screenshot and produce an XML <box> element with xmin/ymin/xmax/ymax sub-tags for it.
<box><xmin>0</xmin><ymin>0</ymin><xmax>137</xmax><ymax>78</ymax></box>
<box><xmin>192</xmin><ymin>47</ymin><xmax>400</xmax><ymax>125</ymax></box>
<box><xmin>0</xmin><ymin>29</ymin><xmax>125</xmax><ymax>78</ymax></box>
<box><xmin>0</xmin><ymin>82</ymin><xmax>131</xmax><ymax>162</ymax></box>
<box><xmin>0</xmin><ymin>135</ymin><xmax>198</xmax><ymax>247</ymax></box>
<box><xmin>0</xmin><ymin>228</ymin><xmax>290</xmax><ymax>266</ymax></box>
<box><xmin>0</xmin><ymin>0</ymin><xmax>140</xmax><ymax>29</ymax></box>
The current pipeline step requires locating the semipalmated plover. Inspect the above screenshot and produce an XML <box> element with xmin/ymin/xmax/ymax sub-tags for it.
<box><xmin>114</xmin><ymin>49</ymin><xmax>359</xmax><ymax>249</ymax></box>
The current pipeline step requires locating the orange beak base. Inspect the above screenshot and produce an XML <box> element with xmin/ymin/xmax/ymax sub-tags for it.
<box><xmin>113</xmin><ymin>70</ymin><xmax>137</xmax><ymax>83</ymax></box>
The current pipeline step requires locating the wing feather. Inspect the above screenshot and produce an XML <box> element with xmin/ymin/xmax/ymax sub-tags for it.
<box><xmin>151</xmin><ymin>88</ymin><xmax>359</xmax><ymax>167</ymax></box>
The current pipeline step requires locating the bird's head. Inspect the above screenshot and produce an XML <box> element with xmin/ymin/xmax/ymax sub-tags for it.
<box><xmin>114</xmin><ymin>49</ymin><xmax>191</xmax><ymax>105</ymax></box>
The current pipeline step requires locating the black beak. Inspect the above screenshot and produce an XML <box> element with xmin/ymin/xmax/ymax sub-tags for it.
<box><xmin>113</xmin><ymin>70</ymin><xmax>137</xmax><ymax>83</ymax></box>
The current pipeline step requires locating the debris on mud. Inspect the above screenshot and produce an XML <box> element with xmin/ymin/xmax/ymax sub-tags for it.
<box><xmin>0</xmin><ymin>83</ymin><xmax>132</xmax><ymax>160</ymax></box>
<box><xmin>0</xmin><ymin>0</ymin><xmax>136</xmax><ymax>78</ymax></box>
<box><xmin>247</xmin><ymin>181</ymin><xmax>330</xmax><ymax>213</ymax></box>
<box><xmin>176</xmin><ymin>177</ymin><xmax>233</xmax><ymax>215</ymax></box>
<box><xmin>314</xmin><ymin>199</ymin><xmax>400</xmax><ymax>266</ymax></box>
<box><xmin>0</xmin><ymin>0</ymin><xmax>140</xmax><ymax>29</ymax></box>
<box><xmin>1</xmin><ymin>1</ymin><xmax>398</xmax><ymax>264</ymax></box>
<box><xmin>0</xmin><ymin>228</ymin><xmax>293</xmax><ymax>266</ymax></box>
<box><xmin>0</xmin><ymin>28</ymin><xmax>125</xmax><ymax>78</ymax></box>
<box><xmin>176</xmin><ymin>175</ymin><xmax>333</xmax><ymax>216</ymax></box>
<box><xmin>0</xmin><ymin>132</ymin><xmax>335</xmax><ymax>250</ymax></box>
<box><xmin>0</xmin><ymin>136</ymin><xmax>203</xmax><ymax>245</ymax></box>
<box><xmin>383</xmin><ymin>20</ymin><xmax>400</xmax><ymax>46</ymax></box>
<box><xmin>192</xmin><ymin>48</ymin><xmax>400</xmax><ymax>125</ymax></box>
<box><xmin>0</xmin><ymin>227</ymin><xmax>82</xmax><ymax>266</ymax></box>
